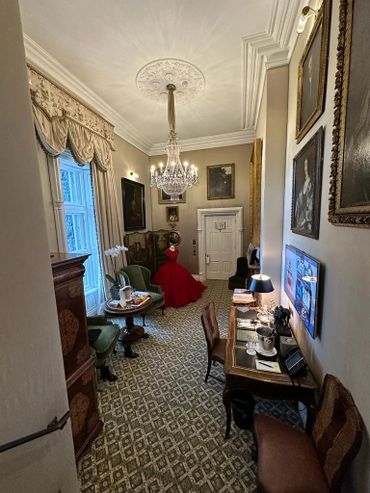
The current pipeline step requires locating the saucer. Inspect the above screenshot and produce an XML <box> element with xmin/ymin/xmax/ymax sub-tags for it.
<box><xmin>255</xmin><ymin>342</ymin><xmax>277</xmax><ymax>358</ymax></box>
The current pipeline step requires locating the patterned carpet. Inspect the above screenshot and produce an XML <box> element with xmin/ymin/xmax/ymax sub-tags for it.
<box><xmin>78</xmin><ymin>280</ymin><xmax>301</xmax><ymax>493</ymax></box>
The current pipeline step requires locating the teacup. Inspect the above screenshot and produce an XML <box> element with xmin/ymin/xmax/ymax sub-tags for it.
<box><xmin>256</xmin><ymin>326</ymin><xmax>275</xmax><ymax>352</ymax></box>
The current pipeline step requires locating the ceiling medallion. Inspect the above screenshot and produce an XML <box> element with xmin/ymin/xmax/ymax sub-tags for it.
<box><xmin>136</xmin><ymin>58</ymin><xmax>205</xmax><ymax>104</ymax></box>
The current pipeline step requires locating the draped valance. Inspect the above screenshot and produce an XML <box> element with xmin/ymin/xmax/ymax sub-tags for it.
<box><xmin>27</xmin><ymin>65</ymin><xmax>115</xmax><ymax>171</ymax></box>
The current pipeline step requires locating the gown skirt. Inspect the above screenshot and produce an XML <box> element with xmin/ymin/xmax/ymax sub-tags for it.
<box><xmin>152</xmin><ymin>248</ymin><xmax>207</xmax><ymax>307</ymax></box>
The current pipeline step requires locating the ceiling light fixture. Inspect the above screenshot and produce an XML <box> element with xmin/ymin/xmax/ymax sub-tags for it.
<box><xmin>297</xmin><ymin>6</ymin><xmax>318</xmax><ymax>34</ymax></box>
<box><xmin>150</xmin><ymin>84</ymin><xmax>198</xmax><ymax>200</ymax></box>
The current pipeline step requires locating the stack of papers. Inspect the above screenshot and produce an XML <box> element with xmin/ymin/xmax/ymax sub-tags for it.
<box><xmin>232</xmin><ymin>289</ymin><xmax>255</xmax><ymax>304</ymax></box>
<box><xmin>256</xmin><ymin>360</ymin><xmax>281</xmax><ymax>373</ymax></box>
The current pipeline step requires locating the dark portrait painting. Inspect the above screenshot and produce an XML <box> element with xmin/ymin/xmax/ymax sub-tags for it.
<box><xmin>296</xmin><ymin>0</ymin><xmax>331</xmax><ymax>142</ymax></box>
<box><xmin>292</xmin><ymin>128</ymin><xmax>324</xmax><ymax>239</ymax></box>
<box><xmin>207</xmin><ymin>163</ymin><xmax>235</xmax><ymax>200</ymax></box>
<box><xmin>122</xmin><ymin>178</ymin><xmax>146</xmax><ymax>231</ymax></box>
<box><xmin>329</xmin><ymin>0</ymin><xmax>370</xmax><ymax>226</ymax></box>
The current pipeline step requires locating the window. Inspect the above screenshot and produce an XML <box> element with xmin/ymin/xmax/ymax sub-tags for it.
<box><xmin>59</xmin><ymin>152</ymin><xmax>103</xmax><ymax>314</ymax></box>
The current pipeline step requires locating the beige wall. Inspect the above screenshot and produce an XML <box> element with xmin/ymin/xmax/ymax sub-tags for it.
<box><xmin>150</xmin><ymin>144</ymin><xmax>252</xmax><ymax>272</ymax></box>
<box><xmin>0</xmin><ymin>1</ymin><xmax>78</xmax><ymax>491</ymax></box>
<box><xmin>256</xmin><ymin>66</ymin><xmax>289</xmax><ymax>302</ymax></box>
<box><xmin>112</xmin><ymin>134</ymin><xmax>152</xmax><ymax>233</ymax></box>
<box><xmin>281</xmin><ymin>0</ymin><xmax>370</xmax><ymax>490</ymax></box>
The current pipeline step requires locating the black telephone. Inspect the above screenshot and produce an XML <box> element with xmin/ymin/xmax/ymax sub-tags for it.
<box><xmin>280</xmin><ymin>347</ymin><xmax>306</xmax><ymax>376</ymax></box>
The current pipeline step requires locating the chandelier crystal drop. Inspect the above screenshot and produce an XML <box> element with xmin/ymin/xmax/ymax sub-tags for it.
<box><xmin>150</xmin><ymin>83</ymin><xmax>198</xmax><ymax>200</ymax></box>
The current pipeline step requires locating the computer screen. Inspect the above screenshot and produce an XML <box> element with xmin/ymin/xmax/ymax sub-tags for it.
<box><xmin>284</xmin><ymin>245</ymin><xmax>321</xmax><ymax>338</ymax></box>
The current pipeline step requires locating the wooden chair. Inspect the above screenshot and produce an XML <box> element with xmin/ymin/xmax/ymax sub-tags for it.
<box><xmin>200</xmin><ymin>302</ymin><xmax>227</xmax><ymax>383</ymax></box>
<box><xmin>253</xmin><ymin>374</ymin><xmax>363</xmax><ymax>493</ymax></box>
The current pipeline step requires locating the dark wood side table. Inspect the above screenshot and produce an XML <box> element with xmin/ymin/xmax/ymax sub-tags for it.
<box><xmin>104</xmin><ymin>297</ymin><xmax>154</xmax><ymax>343</ymax></box>
<box><xmin>223</xmin><ymin>306</ymin><xmax>318</xmax><ymax>438</ymax></box>
<box><xmin>51</xmin><ymin>252</ymin><xmax>103</xmax><ymax>462</ymax></box>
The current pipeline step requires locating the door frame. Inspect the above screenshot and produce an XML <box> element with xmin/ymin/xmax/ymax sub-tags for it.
<box><xmin>197</xmin><ymin>207</ymin><xmax>243</xmax><ymax>281</ymax></box>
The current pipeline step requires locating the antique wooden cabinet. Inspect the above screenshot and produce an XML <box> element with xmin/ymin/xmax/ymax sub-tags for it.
<box><xmin>51</xmin><ymin>253</ymin><xmax>102</xmax><ymax>461</ymax></box>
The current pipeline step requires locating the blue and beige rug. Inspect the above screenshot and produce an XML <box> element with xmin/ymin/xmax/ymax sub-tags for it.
<box><xmin>78</xmin><ymin>280</ymin><xmax>300</xmax><ymax>492</ymax></box>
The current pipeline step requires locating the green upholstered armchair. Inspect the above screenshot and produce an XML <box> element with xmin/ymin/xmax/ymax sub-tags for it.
<box><xmin>119</xmin><ymin>265</ymin><xmax>165</xmax><ymax>323</ymax></box>
<box><xmin>87</xmin><ymin>315</ymin><xmax>120</xmax><ymax>381</ymax></box>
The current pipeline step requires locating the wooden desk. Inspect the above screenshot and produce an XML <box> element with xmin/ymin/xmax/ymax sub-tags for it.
<box><xmin>223</xmin><ymin>306</ymin><xmax>318</xmax><ymax>438</ymax></box>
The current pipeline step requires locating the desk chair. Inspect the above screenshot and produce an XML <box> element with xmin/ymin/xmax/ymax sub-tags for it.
<box><xmin>201</xmin><ymin>302</ymin><xmax>226</xmax><ymax>383</ymax></box>
<box><xmin>253</xmin><ymin>374</ymin><xmax>363</xmax><ymax>493</ymax></box>
<box><xmin>228</xmin><ymin>256</ymin><xmax>250</xmax><ymax>290</ymax></box>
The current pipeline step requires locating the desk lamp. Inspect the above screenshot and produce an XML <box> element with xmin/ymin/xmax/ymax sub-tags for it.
<box><xmin>248</xmin><ymin>274</ymin><xmax>274</xmax><ymax>306</ymax></box>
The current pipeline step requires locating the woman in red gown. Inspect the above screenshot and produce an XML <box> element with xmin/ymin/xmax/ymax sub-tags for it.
<box><xmin>152</xmin><ymin>245</ymin><xmax>207</xmax><ymax>307</ymax></box>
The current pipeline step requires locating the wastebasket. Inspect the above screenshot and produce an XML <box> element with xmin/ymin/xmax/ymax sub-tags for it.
<box><xmin>231</xmin><ymin>391</ymin><xmax>255</xmax><ymax>429</ymax></box>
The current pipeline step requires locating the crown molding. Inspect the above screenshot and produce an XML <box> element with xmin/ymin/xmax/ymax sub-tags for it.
<box><xmin>241</xmin><ymin>0</ymin><xmax>304</xmax><ymax>130</ymax></box>
<box><xmin>149</xmin><ymin>129</ymin><xmax>255</xmax><ymax>156</ymax></box>
<box><xmin>23</xmin><ymin>34</ymin><xmax>152</xmax><ymax>154</ymax></box>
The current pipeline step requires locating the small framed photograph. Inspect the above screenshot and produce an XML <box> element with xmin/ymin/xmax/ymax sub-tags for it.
<box><xmin>158</xmin><ymin>190</ymin><xmax>186</xmax><ymax>204</ymax></box>
<box><xmin>121</xmin><ymin>178</ymin><xmax>146</xmax><ymax>231</ymax></box>
<box><xmin>296</xmin><ymin>0</ymin><xmax>331</xmax><ymax>142</ymax></box>
<box><xmin>166</xmin><ymin>206</ymin><xmax>179</xmax><ymax>223</ymax></box>
<box><xmin>207</xmin><ymin>163</ymin><xmax>235</xmax><ymax>200</ymax></box>
<box><xmin>291</xmin><ymin>127</ymin><xmax>324</xmax><ymax>239</ymax></box>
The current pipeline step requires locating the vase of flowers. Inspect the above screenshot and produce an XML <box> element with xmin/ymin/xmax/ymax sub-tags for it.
<box><xmin>104</xmin><ymin>244</ymin><xmax>128</xmax><ymax>300</ymax></box>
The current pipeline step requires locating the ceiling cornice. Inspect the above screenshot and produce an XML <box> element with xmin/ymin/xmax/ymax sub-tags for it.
<box><xmin>241</xmin><ymin>0</ymin><xmax>305</xmax><ymax>130</ymax></box>
<box><xmin>149</xmin><ymin>129</ymin><xmax>255</xmax><ymax>156</ymax></box>
<box><xmin>23</xmin><ymin>34</ymin><xmax>152</xmax><ymax>154</ymax></box>
<box><xmin>23</xmin><ymin>1</ymin><xmax>303</xmax><ymax>156</ymax></box>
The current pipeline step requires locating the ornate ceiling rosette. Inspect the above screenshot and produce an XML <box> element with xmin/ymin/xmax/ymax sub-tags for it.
<box><xmin>136</xmin><ymin>58</ymin><xmax>205</xmax><ymax>105</ymax></box>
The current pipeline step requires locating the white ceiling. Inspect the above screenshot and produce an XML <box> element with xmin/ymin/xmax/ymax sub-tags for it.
<box><xmin>19</xmin><ymin>0</ymin><xmax>302</xmax><ymax>154</ymax></box>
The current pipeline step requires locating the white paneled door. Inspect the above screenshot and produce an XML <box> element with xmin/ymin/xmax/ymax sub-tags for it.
<box><xmin>205</xmin><ymin>215</ymin><xmax>237</xmax><ymax>280</ymax></box>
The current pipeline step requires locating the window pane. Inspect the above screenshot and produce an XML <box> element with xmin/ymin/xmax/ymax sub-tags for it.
<box><xmin>61</xmin><ymin>169</ymin><xmax>71</xmax><ymax>202</ymax></box>
<box><xmin>65</xmin><ymin>214</ymin><xmax>76</xmax><ymax>251</ymax></box>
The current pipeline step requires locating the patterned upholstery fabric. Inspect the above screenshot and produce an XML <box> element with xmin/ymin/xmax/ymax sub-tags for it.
<box><xmin>254</xmin><ymin>373</ymin><xmax>363</xmax><ymax>493</ymax></box>
<box><xmin>312</xmin><ymin>374</ymin><xmax>363</xmax><ymax>491</ymax></box>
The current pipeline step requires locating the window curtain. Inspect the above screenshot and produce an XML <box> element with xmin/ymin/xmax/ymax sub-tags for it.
<box><xmin>28</xmin><ymin>65</ymin><xmax>125</xmax><ymax>296</ymax></box>
<box><xmin>250</xmin><ymin>138</ymin><xmax>262</xmax><ymax>247</ymax></box>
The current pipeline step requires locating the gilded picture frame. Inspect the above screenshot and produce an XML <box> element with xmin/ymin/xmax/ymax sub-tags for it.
<box><xmin>166</xmin><ymin>206</ymin><xmax>179</xmax><ymax>223</ymax></box>
<box><xmin>296</xmin><ymin>0</ymin><xmax>331</xmax><ymax>143</ymax></box>
<box><xmin>291</xmin><ymin>127</ymin><xmax>324</xmax><ymax>239</ymax></box>
<box><xmin>207</xmin><ymin>163</ymin><xmax>235</xmax><ymax>200</ymax></box>
<box><xmin>329</xmin><ymin>0</ymin><xmax>370</xmax><ymax>227</ymax></box>
<box><xmin>158</xmin><ymin>190</ymin><xmax>186</xmax><ymax>204</ymax></box>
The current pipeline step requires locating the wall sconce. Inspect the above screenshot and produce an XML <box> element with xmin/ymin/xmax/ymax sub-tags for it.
<box><xmin>297</xmin><ymin>5</ymin><xmax>318</xmax><ymax>34</ymax></box>
<box><xmin>129</xmin><ymin>171</ymin><xmax>139</xmax><ymax>179</ymax></box>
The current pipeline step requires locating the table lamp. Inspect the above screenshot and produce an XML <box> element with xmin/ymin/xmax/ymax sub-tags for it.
<box><xmin>248</xmin><ymin>274</ymin><xmax>274</xmax><ymax>306</ymax></box>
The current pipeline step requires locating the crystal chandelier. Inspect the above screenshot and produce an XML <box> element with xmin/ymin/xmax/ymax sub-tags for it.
<box><xmin>150</xmin><ymin>84</ymin><xmax>198</xmax><ymax>200</ymax></box>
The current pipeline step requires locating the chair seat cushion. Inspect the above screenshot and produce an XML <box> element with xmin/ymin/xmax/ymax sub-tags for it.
<box><xmin>254</xmin><ymin>415</ymin><xmax>329</xmax><ymax>493</ymax></box>
<box><xmin>212</xmin><ymin>338</ymin><xmax>226</xmax><ymax>363</ymax></box>
<box><xmin>148</xmin><ymin>291</ymin><xmax>164</xmax><ymax>303</ymax></box>
<box><xmin>88</xmin><ymin>324</ymin><xmax>120</xmax><ymax>354</ymax></box>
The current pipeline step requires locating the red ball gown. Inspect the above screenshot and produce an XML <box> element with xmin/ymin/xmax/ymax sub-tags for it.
<box><xmin>152</xmin><ymin>247</ymin><xmax>207</xmax><ymax>307</ymax></box>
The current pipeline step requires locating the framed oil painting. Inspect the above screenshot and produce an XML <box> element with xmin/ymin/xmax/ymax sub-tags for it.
<box><xmin>296</xmin><ymin>0</ymin><xmax>331</xmax><ymax>143</ymax></box>
<box><xmin>207</xmin><ymin>163</ymin><xmax>235</xmax><ymax>200</ymax></box>
<box><xmin>158</xmin><ymin>190</ymin><xmax>186</xmax><ymax>204</ymax></box>
<box><xmin>121</xmin><ymin>178</ymin><xmax>146</xmax><ymax>231</ymax></box>
<box><xmin>291</xmin><ymin>127</ymin><xmax>324</xmax><ymax>239</ymax></box>
<box><xmin>166</xmin><ymin>206</ymin><xmax>179</xmax><ymax>223</ymax></box>
<box><xmin>329</xmin><ymin>0</ymin><xmax>370</xmax><ymax>227</ymax></box>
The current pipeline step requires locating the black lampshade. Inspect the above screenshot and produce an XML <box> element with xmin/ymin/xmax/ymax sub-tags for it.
<box><xmin>248</xmin><ymin>274</ymin><xmax>274</xmax><ymax>293</ymax></box>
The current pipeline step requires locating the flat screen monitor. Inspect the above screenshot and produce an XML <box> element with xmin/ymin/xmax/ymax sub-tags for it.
<box><xmin>284</xmin><ymin>245</ymin><xmax>321</xmax><ymax>338</ymax></box>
